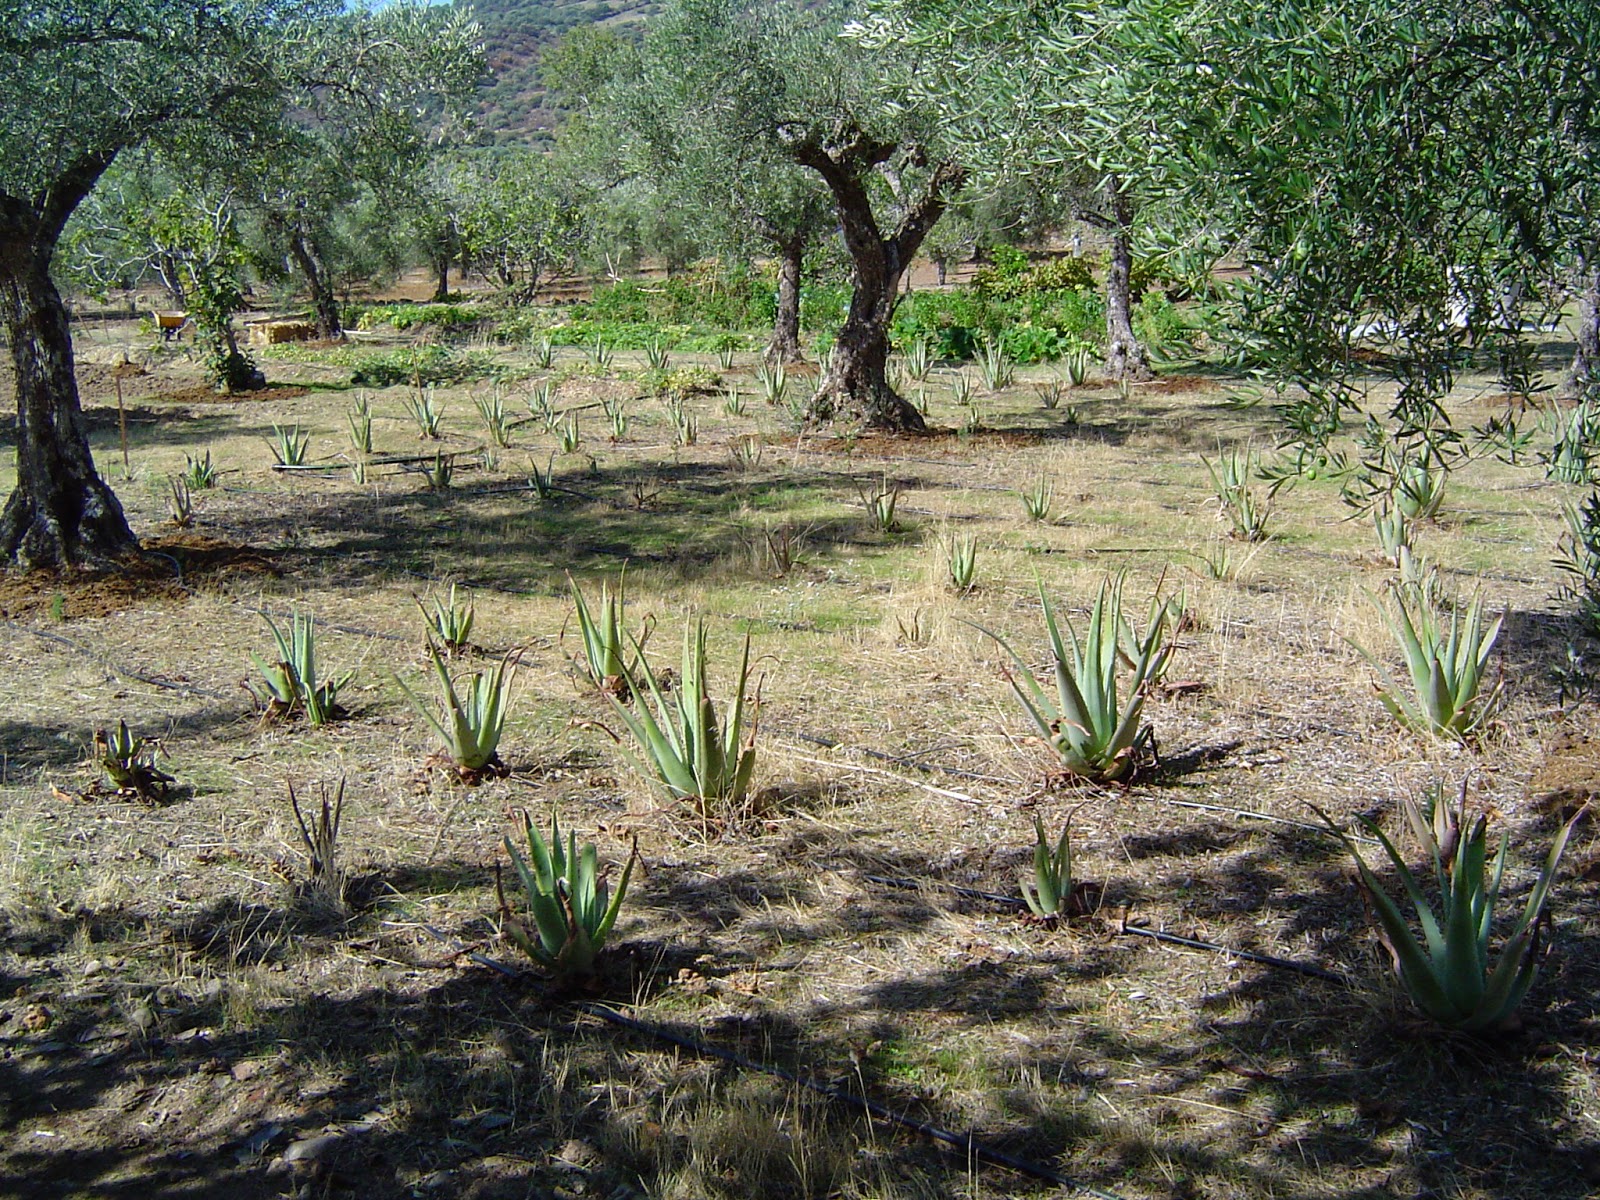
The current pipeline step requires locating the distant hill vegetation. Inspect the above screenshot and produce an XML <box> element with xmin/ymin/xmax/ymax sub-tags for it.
<box><xmin>462</xmin><ymin>0</ymin><xmax>658</xmax><ymax>141</ymax></box>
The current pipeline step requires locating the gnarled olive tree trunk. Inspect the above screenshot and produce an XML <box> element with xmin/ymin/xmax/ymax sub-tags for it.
<box><xmin>790</xmin><ymin>134</ymin><xmax>963</xmax><ymax>433</ymax></box>
<box><xmin>765</xmin><ymin>236</ymin><xmax>805</xmax><ymax>365</ymax></box>
<box><xmin>0</xmin><ymin>161</ymin><xmax>138</xmax><ymax>569</ymax></box>
<box><xmin>286</xmin><ymin>221</ymin><xmax>342</xmax><ymax>340</ymax></box>
<box><xmin>1104</xmin><ymin>181</ymin><xmax>1152</xmax><ymax>383</ymax></box>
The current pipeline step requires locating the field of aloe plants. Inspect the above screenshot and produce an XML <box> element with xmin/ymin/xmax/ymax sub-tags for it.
<box><xmin>2</xmin><ymin>298</ymin><xmax>1599</xmax><ymax>1200</ymax></box>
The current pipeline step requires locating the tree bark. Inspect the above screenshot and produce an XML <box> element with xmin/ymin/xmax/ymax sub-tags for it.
<box><xmin>790</xmin><ymin>133</ymin><xmax>963</xmax><ymax>432</ymax></box>
<box><xmin>765</xmin><ymin>237</ymin><xmax>804</xmax><ymax>364</ymax></box>
<box><xmin>287</xmin><ymin>223</ymin><xmax>342</xmax><ymax>340</ymax></box>
<box><xmin>0</xmin><ymin>173</ymin><xmax>138</xmax><ymax>568</ymax></box>
<box><xmin>1569</xmin><ymin>257</ymin><xmax>1600</xmax><ymax>395</ymax></box>
<box><xmin>1104</xmin><ymin>181</ymin><xmax>1153</xmax><ymax>383</ymax></box>
<box><xmin>431</xmin><ymin>250</ymin><xmax>451</xmax><ymax>302</ymax></box>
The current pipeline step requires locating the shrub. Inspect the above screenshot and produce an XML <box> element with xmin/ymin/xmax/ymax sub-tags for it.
<box><xmin>350</xmin><ymin>345</ymin><xmax>497</xmax><ymax>387</ymax></box>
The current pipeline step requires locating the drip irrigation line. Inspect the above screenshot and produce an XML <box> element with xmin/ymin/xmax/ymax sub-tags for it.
<box><xmin>1144</xmin><ymin>794</ymin><xmax>1380</xmax><ymax>845</ymax></box>
<box><xmin>581</xmin><ymin>1002</ymin><xmax>1128</xmax><ymax>1200</ymax></box>
<box><xmin>1116</xmin><ymin>922</ymin><xmax>1347</xmax><ymax>984</ymax></box>
<box><xmin>865</xmin><ymin>873</ymin><xmax>1024</xmax><ymax>908</ymax></box>
<box><xmin>230</xmin><ymin>601</ymin><xmax>410</xmax><ymax>644</ymax></box>
<box><xmin>2</xmin><ymin>620</ymin><xmax>234</xmax><ymax>701</ymax></box>
<box><xmin>784</xmin><ymin>751</ymin><xmax>993</xmax><ymax>807</ymax></box>
<box><xmin>857</xmin><ymin>873</ymin><xmax>1344</xmax><ymax>984</ymax></box>
<box><xmin>772</xmin><ymin>727</ymin><xmax>1013</xmax><ymax>785</ymax></box>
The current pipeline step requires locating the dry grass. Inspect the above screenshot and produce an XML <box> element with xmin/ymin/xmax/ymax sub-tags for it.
<box><xmin>1</xmin><ymin>318</ymin><xmax>1598</xmax><ymax>1198</ymax></box>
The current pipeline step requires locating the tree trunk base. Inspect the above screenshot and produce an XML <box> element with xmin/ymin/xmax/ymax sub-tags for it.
<box><xmin>806</xmin><ymin>378</ymin><xmax>929</xmax><ymax>434</ymax></box>
<box><xmin>0</xmin><ymin>477</ymin><xmax>138</xmax><ymax>571</ymax></box>
<box><xmin>1107</xmin><ymin>338</ymin><xmax>1154</xmax><ymax>383</ymax></box>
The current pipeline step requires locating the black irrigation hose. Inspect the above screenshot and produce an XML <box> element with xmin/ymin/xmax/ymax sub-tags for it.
<box><xmin>860</xmin><ymin>873</ymin><xmax>1346</xmax><ymax>984</ymax></box>
<box><xmin>1116</xmin><ymin>923</ymin><xmax>1347</xmax><ymax>984</ymax></box>
<box><xmin>2</xmin><ymin>619</ymin><xmax>235</xmax><ymax>701</ymax></box>
<box><xmin>580</xmin><ymin>1002</ymin><xmax>1129</xmax><ymax>1200</ymax></box>
<box><xmin>775</xmin><ymin>727</ymin><xmax>1012</xmax><ymax>785</ymax></box>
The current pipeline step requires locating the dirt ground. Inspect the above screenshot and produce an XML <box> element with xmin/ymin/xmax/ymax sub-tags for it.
<box><xmin>2</xmin><ymin>313</ymin><xmax>1599</xmax><ymax>1200</ymax></box>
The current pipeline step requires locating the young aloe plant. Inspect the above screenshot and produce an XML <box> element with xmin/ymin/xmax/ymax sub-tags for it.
<box><xmin>981</xmin><ymin>577</ymin><xmax>1174</xmax><ymax>783</ymax></box>
<box><xmin>415</xmin><ymin>583</ymin><xmax>475</xmax><ymax>655</ymax></box>
<box><xmin>473</xmin><ymin>387</ymin><xmax>513</xmax><ymax>448</ymax></box>
<box><xmin>1373</xmin><ymin>501</ymin><xmax>1410</xmax><ymax>565</ymax></box>
<box><xmin>903</xmin><ymin>334</ymin><xmax>933</xmax><ymax>382</ymax></box>
<box><xmin>978</xmin><ymin>336</ymin><xmax>1014</xmax><ymax>390</ymax></box>
<box><xmin>405</xmin><ymin>388</ymin><xmax>445</xmax><ymax>439</ymax></box>
<box><xmin>1202</xmin><ymin>446</ymin><xmax>1272</xmax><ymax>541</ymax></box>
<box><xmin>268</xmin><ymin>423</ymin><xmax>310</xmax><ymax>467</ymax></box>
<box><xmin>182</xmin><ymin>449</ymin><xmax>219</xmax><ymax>490</ymax></box>
<box><xmin>1020</xmin><ymin>472</ymin><xmax>1053</xmax><ymax>522</ymax></box>
<box><xmin>568</xmin><ymin>570</ymin><xmax>651</xmax><ymax>696</ymax></box>
<box><xmin>95</xmin><ymin>720</ymin><xmax>174</xmax><ymax>800</ymax></box>
<box><xmin>1314</xmin><ymin>784</ymin><xmax>1579</xmax><ymax>1032</ymax></box>
<box><xmin>946</xmin><ymin>532</ymin><xmax>978</xmax><ymax>593</ymax></box>
<box><xmin>608</xmin><ymin>622</ymin><xmax>759</xmax><ymax>817</ymax></box>
<box><xmin>249</xmin><ymin>612</ymin><xmax>353</xmax><ymax>726</ymax></box>
<box><xmin>857</xmin><ymin>475</ymin><xmax>902</xmax><ymax>533</ymax></box>
<box><xmin>500</xmin><ymin>809</ymin><xmax>636</xmax><ymax>978</ymax></box>
<box><xmin>755</xmin><ymin>360</ymin><xmax>788</xmax><ymax>406</ymax></box>
<box><xmin>1354</xmin><ymin>584</ymin><xmax>1502</xmax><ymax>739</ymax></box>
<box><xmin>397</xmin><ymin>642</ymin><xmax>515</xmax><ymax>782</ymax></box>
<box><xmin>1023</xmin><ymin>816</ymin><xmax>1074</xmax><ymax>919</ymax></box>
<box><xmin>1061</xmin><ymin>346</ymin><xmax>1092</xmax><ymax>388</ymax></box>
<box><xmin>1396</xmin><ymin>455</ymin><xmax>1447</xmax><ymax>521</ymax></box>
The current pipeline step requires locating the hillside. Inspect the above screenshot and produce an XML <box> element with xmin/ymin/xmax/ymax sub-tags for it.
<box><xmin>461</xmin><ymin>0</ymin><xmax>658</xmax><ymax>141</ymax></box>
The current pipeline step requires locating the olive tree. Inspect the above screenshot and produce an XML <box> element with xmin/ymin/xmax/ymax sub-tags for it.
<box><xmin>564</xmin><ymin>17</ymin><xmax>836</xmax><ymax>363</ymax></box>
<box><xmin>624</xmin><ymin>0</ymin><xmax>966</xmax><ymax>432</ymax></box>
<box><xmin>0</xmin><ymin>0</ymin><xmax>478</xmax><ymax>568</ymax></box>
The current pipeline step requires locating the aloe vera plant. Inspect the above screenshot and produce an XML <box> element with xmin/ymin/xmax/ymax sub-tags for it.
<box><xmin>415</xmin><ymin>583</ymin><xmax>475</xmax><ymax>654</ymax></box>
<box><xmin>1023</xmin><ymin>816</ymin><xmax>1075</xmax><ymax>919</ymax></box>
<box><xmin>858</xmin><ymin>475</ymin><xmax>902</xmax><ymax>533</ymax></box>
<box><xmin>95</xmin><ymin>719</ymin><xmax>174</xmax><ymax>800</ymax></box>
<box><xmin>405</xmin><ymin>389</ymin><xmax>445</xmax><ymax>439</ymax></box>
<box><xmin>181</xmin><ymin>449</ymin><xmax>218</xmax><ymax>490</ymax></box>
<box><xmin>982</xmin><ymin>578</ymin><xmax>1174</xmax><ymax>783</ymax></box>
<box><xmin>268</xmin><ymin>423</ymin><xmax>310</xmax><ymax>467</ymax></box>
<box><xmin>946</xmin><ymin>533</ymin><xmax>978</xmax><ymax>593</ymax></box>
<box><xmin>978</xmin><ymin>337</ymin><xmax>1014</xmax><ymax>389</ymax></box>
<box><xmin>249</xmin><ymin>612</ymin><xmax>353</xmax><ymax>726</ymax></box>
<box><xmin>1203</xmin><ymin>446</ymin><xmax>1272</xmax><ymax>541</ymax></box>
<box><xmin>1020</xmin><ymin>473</ymin><xmax>1053</xmax><ymax>522</ymax></box>
<box><xmin>1315</xmin><ymin>784</ymin><xmax>1579</xmax><ymax>1031</ymax></box>
<box><xmin>568</xmin><ymin>571</ymin><xmax>650</xmax><ymax>695</ymax></box>
<box><xmin>609</xmin><ymin>622</ymin><xmax>759</xmax><ymax>817</ymax></box>
<box><xmin>1396</xmin><ymin>455</ymin><xmax>1447</xmax><ymax>521</ymax></box>
<box><xmin>397</xmin><ymin>642</ymin><xmax>515</xmax><ymax>781</ymax></box>
<box><xmin>1354</xmin><ymin>585</ymin><xmax>1502</xmax><ymax>739</ymax></box>
<box><xmin>500</xmin><ymin>809</ymin><xmax>636</xmax><ymax>977</ymax></box>
<box><xmin>903</xmin><ymin>335</ymin><xmax>933</xmax><ymax>382</ymax></box>
<box><xmin>1061</xmin><ymin>346</ymin><xmax>1092</xmax><ymax>387</ymax></box>
<box><xmin>474</xmin><ymin>387</ymin><xmax>513</xmax><ymax>448</ymax></box>
<box><xmin>755</xmin><ymin>360</ymin><xmax>787</xmax><ymax>406</ymax></box>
